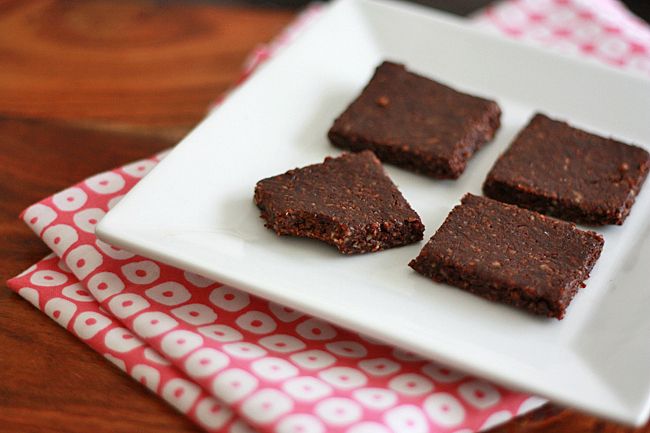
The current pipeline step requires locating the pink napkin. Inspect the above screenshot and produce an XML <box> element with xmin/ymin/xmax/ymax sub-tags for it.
<box><xmin>473</xmin><ymin>0</ymin><xmax>650</xmax><ymax>75</ymax></box>
<box><xmin>7</xmin><ymin>1</ymin><xmax>650</xmax><ymax>432</ymax></box>
<box><xmin>9</xmin><ymin>155</ymin><xmax>534</xmax><ymax>433</ymax></box>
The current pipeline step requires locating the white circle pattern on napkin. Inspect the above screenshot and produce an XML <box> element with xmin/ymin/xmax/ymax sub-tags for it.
<box><xmin>13</xmin><ymin>152</ymin><xmax>533</xmax><ymax>433</ymax></box>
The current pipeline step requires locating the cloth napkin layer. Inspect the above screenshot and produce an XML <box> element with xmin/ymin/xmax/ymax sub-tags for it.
<box><xmin>9</xmin><ymin>254</ymin><xmax>243</xmax><ymax>433</ymax></box>
<box><xmin>473</xmin><ymin>0</ymin><xmax>650</xmax><ymax>75</ymax></box>
<box><xmin>8</xmin><ymin>151</ymin><xmax>535</xmax><ymax>433</ymax></box>
<box><xmin>8</xmin><ymin>0</ymin><xmax>650</xmax><ymax>432</ymax></box>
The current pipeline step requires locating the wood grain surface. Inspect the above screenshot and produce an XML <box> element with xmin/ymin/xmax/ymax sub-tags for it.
<box><xmin>0</xmin><ymin>1</ymin><xmax>648</xmax><ymax>432</ymax></box>
<box><xmin>0</xmin><ymin>0</ymin><xmax>294</xmax><ymax>127</ymax></box>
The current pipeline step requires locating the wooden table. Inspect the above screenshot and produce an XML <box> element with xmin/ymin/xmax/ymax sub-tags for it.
<box><xmin>0</xmin><ymin>1</ymin><xmax>648</xmax><ymax>432</ymax></box>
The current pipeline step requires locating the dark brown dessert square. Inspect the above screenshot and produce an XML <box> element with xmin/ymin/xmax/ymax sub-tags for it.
<box><xmin>328</xmin><ymin>61</ymin><xmax>501</xmax><ymax>179</ymax></box>
<box><xmin>409</xmin><ymin>194</ymin><xmax>603</xmax><ymax>319</ymax></box>
<box><xmin>483</xmin><ymin>113</ymin><xmax>650</xmax><ymax>225</ymax></box>
<box><xmin>254</xmin><ymin>151</ymin><xmax>424</xmax><ymax>254</ymax></box>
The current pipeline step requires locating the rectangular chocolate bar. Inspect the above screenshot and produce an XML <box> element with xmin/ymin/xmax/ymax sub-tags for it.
<box><xmin>483</xmin><ymin>113</ymin><xmax>650</xmax><ymax>225</ymax></box>
<box><xmin>328</xmin><ymin>61</ymin><xmax>501</xmax><ymax>179</ymax></box>
<box><xmin>409</xmin><ymin>194</ymin><xmax>603</xmax><ymax>319</ymax></box>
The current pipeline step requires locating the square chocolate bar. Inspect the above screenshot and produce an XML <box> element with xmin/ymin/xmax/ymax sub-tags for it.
<box><xmin>328</xmin><ymin>61</ymin><xmax>501</xmax><ymax>179</ymax></box>
<box><xmin>483</xmin><ymin>113</ymin><xmax>650</xmax><ymax>225</ymax></box>
<box><xmin>409</xmin><ymin>194</ymin><xmax>603</xmax><ymax>319</ymax></box>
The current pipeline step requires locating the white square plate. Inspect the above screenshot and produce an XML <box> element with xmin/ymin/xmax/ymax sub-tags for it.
<box><xmin>97</xmin><ymin>0</ymin><xmax>650</xmax><ymax>424</ymax></box>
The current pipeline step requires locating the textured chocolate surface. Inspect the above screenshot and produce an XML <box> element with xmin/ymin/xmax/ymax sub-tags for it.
<box><xmin>483</xmin><ymin>113</ymin><xmax>650</xmax><ymax>225</ymax></box>
<box><xmin>254</xmin><ymin>151</ymin><xmax>424</xmax><ymax>254</ymax></box>
<box><xmin>328</xmin><ymin>61</ymin><xmax>501</xmax><ymax>179</ymax></box>
<box><xmin>409</xmin><ymin>194</ymin><xmax>603</xmax><ymax>319</ymax></box>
